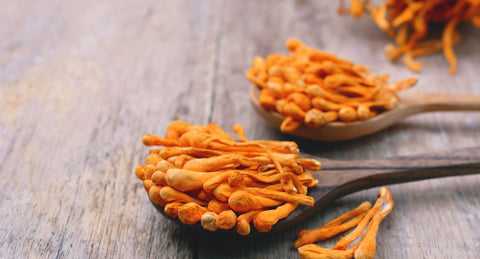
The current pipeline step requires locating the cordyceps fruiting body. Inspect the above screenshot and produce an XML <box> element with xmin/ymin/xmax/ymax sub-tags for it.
<box><xmin>295</xmin><ymin>187</ymin><xmax>395</xmax><ymax>259</ymax></box>
<box><xmin>339</xmin><ymin>0</ymin><xmax>480</xmax><ymax>73</ymax></box>
<box><xmin>135</xmin><ymin>121</ymin><xmax>321</xmax><ymax>235</ymax></box>
<box><xmin>246</xmin><ymin>38</ymin><xmax>417</xmax><ymax>133</ymax></box>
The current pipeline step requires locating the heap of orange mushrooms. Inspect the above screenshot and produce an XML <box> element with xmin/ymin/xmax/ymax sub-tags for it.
<box><xmin>135</xmin><ymin>121</ymin><xmax>320</xmax><ymax>235</ymax></box>
<box><xmin>246</xmin><ymin>38</ymin><xmax>417</xmax><ymax>133</ymax></box>
<box><xmin>340</xmin><ymin>0</ymin><xmax>480</xmax><ymax>73</ymax></box>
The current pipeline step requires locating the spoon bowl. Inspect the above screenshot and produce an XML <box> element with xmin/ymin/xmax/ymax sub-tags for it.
<box><xmin>151</xmin><ymin>147</ymin><xmax>480</xmax><ymax>236</ymax></box>
<box><xmin>250</xmin><ymin>85</ymin><xmax>480</xmax><ymax>141</ymax></box>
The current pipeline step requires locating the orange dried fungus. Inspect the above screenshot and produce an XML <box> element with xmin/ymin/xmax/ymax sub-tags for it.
<box><xmin>246</xmin><ymin>38</ymin><xmax>417</xmax><ymax>133</ymax></box>
<box><xmin>295</xmin><ymin>187</ymin><xmax>394</xmax><ymax>259</ymax></box>
<box><xmin>136</xmin><ymin>121</ymin><xmax>320</xmax><ymax>235</ymax></box>
<box><xmin>340</xmin><ymin>0</ymin><xmax>480</xmax><ymax>73</ymax></box>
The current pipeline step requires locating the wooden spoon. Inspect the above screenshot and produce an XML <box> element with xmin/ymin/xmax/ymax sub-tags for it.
<box><xmin>250</xmin><ymin>85</ymin><xmax>480</xmax><ymax>141</ymax></box>
<box><xmin>150</xmin><ymin>147</ymin><xmax>480</xmax><ymax>236</ymax></box>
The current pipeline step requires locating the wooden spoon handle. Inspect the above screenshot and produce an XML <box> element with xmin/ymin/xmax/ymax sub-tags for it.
<box><xmin>317</xmin><ymin>147</ymin><xmax>480</xmax><ymax>191</ymax></box>
<box><xmin>287</xmin><ymin>147</ymin><xmax>480</xmax><ymax>229</ymax></box>
<box><xmin>399</xmin><ymin>91</ymin><xmax>480</xmax><ymax>112</ymax></box>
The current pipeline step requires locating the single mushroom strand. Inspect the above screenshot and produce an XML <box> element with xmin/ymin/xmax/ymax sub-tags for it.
<box><xmin>214</xmin><ymin>210</ymin><xmax>237</xmax><ymax>230</ymax></box>
<box><xmin>294</xmin><ymin>201</ymin><xmax>372</xmax><ymax>249</ymax></box>
<box><xmin>165</xmin><ymin>168</ymin><xmax>223</xmax><ymax>192</ymax></box>
<box><xmin>160</xmin><ymin>186</ymin><xmax>207</xmax><ymax>206</ymax></box>
<box><xmin>298</xmin><ymin>244</ymin><xmax>357</xmax><ymax>259</ymax></box>
<box><xmin>354</xmin><ymin>187</ymin><xmax>394</xmax><ymax>258</ymax></box>
<box><xmin>228</xmin><ymin>190</ymin><xmax>283</xmax><ymax>212</ymax></box>
<box><xmin>164</xmin><ymin>202</ymin><xmax>183</xmax><ymax>218</ymax></box>
<box><xmin>177</xmin><ymin>202</ymin><xmax>209</xmax><ymax>225</ymax></box>
<box><xmin>253</xmin><ymin>202</ymin><xmax>298</xmax><ymax>232</ymax></box>
<box><xmin>334</xmin><ymin>189</ymin><xmax>391</xmax><ymax>250</ymax></box>
<box><xmin>201</xmin><ymin>211</ymin><xmax>218</xmax><ymax>231</ymax></box>
<box><xmin>236</xmin><ymin>210</ymin><xmax>261</xmax><ymax>236</ymax></box>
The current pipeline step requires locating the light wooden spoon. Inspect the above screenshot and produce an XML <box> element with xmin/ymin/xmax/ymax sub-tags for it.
<box><xmin>250</xmin><ymin>85</ymin><xmax>480</xmax><ymax>141</ymax></box>
<box><xmin>149</xmin><ymin>147</ymin><xmax>480</xmax><ymax>236</ymax></box>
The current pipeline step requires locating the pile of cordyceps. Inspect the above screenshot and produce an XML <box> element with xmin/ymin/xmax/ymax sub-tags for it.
<box><xmin>135</xmin><ymin>121</ymin><xmax>320</xmax><ymax>235</ymax></box>
<box><xmin>246</xmin><ymin>38</ymin><xmax>417</xmax><ymax>133</ymax></box>
<box><xmin>340</xmin><ymin>0</ymin><xmax>480</xmax><ymax>73</ymax></box>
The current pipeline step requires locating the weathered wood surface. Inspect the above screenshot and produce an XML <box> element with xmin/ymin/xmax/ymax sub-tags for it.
<box><xmin>0</xmin><ymin>0</ymin><xmax>479</xmax><ymax>258</ymax></box>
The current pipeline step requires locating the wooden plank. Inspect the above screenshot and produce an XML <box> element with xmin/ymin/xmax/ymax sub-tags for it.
<box><xmin>0</xmin><ymin>0</ymin><xmax>220</xmax><ymax>257</ymax></box>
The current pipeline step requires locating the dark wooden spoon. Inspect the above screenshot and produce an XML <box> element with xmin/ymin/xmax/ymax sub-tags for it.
<box><xmin>150</xmin><ymin>147</ymin><xmax>480</xmax><ymax>236</ymax></box>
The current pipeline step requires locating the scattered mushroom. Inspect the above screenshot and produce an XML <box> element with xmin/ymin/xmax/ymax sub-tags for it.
<box><xmin>340</xmin><ymin>0</ymin><xmax>480</xmax><ymax>73</ymax></box>
<box><xmin>295</xmin><ymin>187</ymin><xmax>395</xmax><ymax>259</ymax></box>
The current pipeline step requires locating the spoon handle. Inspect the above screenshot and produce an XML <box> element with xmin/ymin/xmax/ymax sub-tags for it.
<box><xmin>399</xmin><ymin>91</ymin><xmax>480</xmax><ymax>112</ymax></box>
<box><xmin>285</xmin><ymin>148</ymin><xmax>480</xmax><ymax>230</ymax></box>
<box><xmin>316</xmin><ymin>147</ymin><xmax>480</xmax><ymax>193</ymax></box>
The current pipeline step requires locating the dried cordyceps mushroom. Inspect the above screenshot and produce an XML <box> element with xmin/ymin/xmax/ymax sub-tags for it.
<box><xmin>135</xmin><ymin>121</ymin><xmax>321</xmax><ymax>235</ymax></box>
<box><xmin>246</xmin><ymin>38</ymin><xmax>417</xmax><ymax>133</ymax></box>
<box><xmin>339</xmin><ymin>0</ymin><xmax>480</xmax><ymax>74</ymax></box>
<box><xmin>293</xmin><ymin>201</ymin><xmax>372</xmax><ymax>249</ymax></box>
<box><xmin>295</xmin><ymin>187</ymin><xmax>394</xmax><ymax>259</ymax></box>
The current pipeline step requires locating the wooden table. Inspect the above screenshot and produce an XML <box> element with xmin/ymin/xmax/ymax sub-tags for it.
<box><xmin>1</xmin><ymin>1</ymin><xmax>479</xmax><ymax>258</ymax></box>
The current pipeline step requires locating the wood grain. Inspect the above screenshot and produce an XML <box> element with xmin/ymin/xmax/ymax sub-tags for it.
<box><xmin>0</xmin><ymin>0</ymin><xmax>479</xmax><ymax>258</ymax></box>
